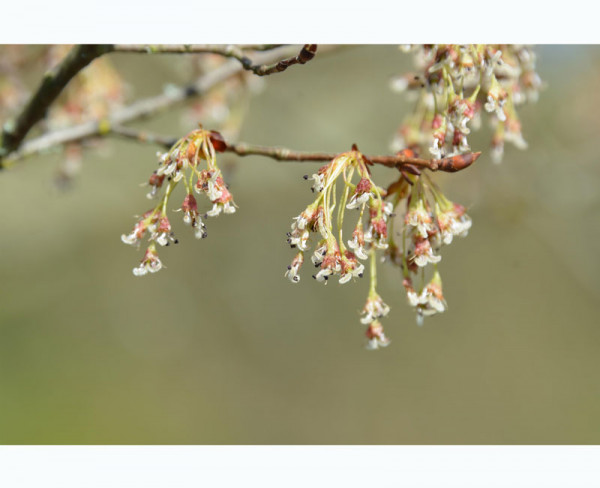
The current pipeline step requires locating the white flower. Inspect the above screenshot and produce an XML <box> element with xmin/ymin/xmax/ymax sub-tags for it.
<box><xmin>121</xmin><ymin>231</ymin><xmax>140</xmax><ymax>246</ymax></box>
<box><xmin>339</xmin><ymin>261</ymin><xmax>364</xmax><ymax>284</ymax></box>
<box><xmin>348</xmin><ymin>236</ymin><xmax>369</xmax><ymax>260</ymax></box>
<box><xmin>311</xmin><ymin>244</ymin><xmax>327</xmax><ymax>266</ymax></box>
<box><xmin>410</xmin><ymin>236</ymin><xmax>441</xmax><ymax>267</ymax></box>
<box><xmin>405</xmin><ymin>199</ymin><xmax>434</xmax><ymax>239</ymax></box>
<box><xmin>436</xmin><ymin>203</ymin><xmax>471</xmax><ymax>244</ymax></box>
<box><xmin>484</xmin><ymin>94</ymin><xmax>507</xmax><ymax>121</ymax></box>
<box><xmin>310</xmin><ymin>173</ymin><xmax>325</xmax><ymax>193</ymax></box>
<box><xmin>346</xmin><ymin>192</ymin><xmax>371</xmax><ymax>210</ymax></box>
<box><xmin>360</xmin><ymin>294</ymin><xmax>390</xmax><ymax>324</ymax></box>
<box><xmin>132</xmin><ymin>247</ymin><xmax>163</xmax><ymax>276</ymax></box>
<box><xmin>193</xmin><ymin>220</ymin><xmax>207</xmax><ymax>239</ymax></box>
<box><xmin>314</xmin><ymin>267</ymin><xmax>333</xmax><ymax>283</ymax></box>
<box><xmin>365</xmin><ymin>321</ymin><xmax>391</xmax><ymax>350</ymax></box>
<box><xmin>313</xmin><ymin>253</ymin><xmax>341</xmax><ymax>284</ymax></box>
<box><xmin>207</xmin><ymin>201</ymin><xmax>236</xmax><ymax>217</ymax></box>
<box><xmin>288</xmin><ymin>228</ymin><xmax>310</xmax><ymax>251</ymax></box>
<box><xmin>206</xmin><ymin>172</ymin><xmax>224</xmax><ymax>201</ymax></box>
<box><xmin>285</xmin><ymin>253</ymin><xmax>304</xmax><ymax>283</ymax></box>
<box><xmin>383</xmin><ymin>202</ymin><xmax>395</xmax><ymax>217</ymax></box>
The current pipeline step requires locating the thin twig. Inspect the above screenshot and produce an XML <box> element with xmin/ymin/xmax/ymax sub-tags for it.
<box><xmin>111</xmin><ymin>125</ymin><xmax>177</xmax><ymax>148</ymax></box>
<box><xmin>0</xmin><ymin>45</ymin><xmax>112</xmax><ymax>165</ymax></box>
<box><xmin>225</xmin><ymin>142</ymin><xmax>481</xmax><ymax>172</ymax></box>
<box><xmin>112</xmin><ymin>44</ymin><xmax>318</xmax><ymax>76</ymax></box>
<box><xmin>110</xmin><ymin>125</ymin><xmax>481</xmax><ymax>173</ymax></box>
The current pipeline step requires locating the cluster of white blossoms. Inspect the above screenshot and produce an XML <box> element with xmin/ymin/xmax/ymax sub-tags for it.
<box><xmin>381</xmin><ymin>170</ymin><xmax>473</xmax><ymax>325</ymax></box>
<box><xmin>391</xmin><ymin>44</ymin><xmax>542</xmax><ymax>164</ymax></box>
<box><xmin>121</xmin><ymin>127</ymin><xmax>235</xmax><ymax>276</ymax></box>
<box><xmin>283</xmin><ymin>134</ymin><xmax>482</xmax><ymax>348</ymax></box>
<box><xmin>285</xmin><ymin>151</ymin><xmax>384</xmax><ymax>286</ymax></box>
<box><xmin>284</xmin><ymin>147</ymin><xmax>399</xmax><ymax>348</ymax></box>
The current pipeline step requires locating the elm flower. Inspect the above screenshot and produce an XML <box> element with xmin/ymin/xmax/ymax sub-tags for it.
<box><xmin>346</xmin><ymin>177</ymin><xmax>374</xmax><ymax>210</ymax></box>
<box><xmin>360</xmin><ymin>293</ymin><xmax>391</xmax><ymax>324</ymax></box>
<box><xmin>448</xmin><ymin>98</ymin><xmax>476</xmax><ymax>135</ymax></box>
<box><xmin>414</xmin><ymin>271</ymin><xmax>447</xmax><ymax>325</ymax></box>
<box><xmin>121</xmin><ymin>210</ymin><xmax>156</xmax><ymax>246</ymax></box>
<box><xmin>365</xmin><ymin>320</ymin><xmax>391</xmax><ymax>350</ymax></box>
<box><xmin>339</xmin><ymin>251</ymin><xmax>364</xmax><ymax>284</ymax></box>
<box><xmin>121</xmin><ymin>220</ymin><xmax>146</xmax><ymax>246</ymax></box>
<box><xmin>364</xmin><ymin>207</ymin><xmax>389</xmax><ymax>250</ymax></box>
<box><xmin>132</xmin><ymin>246</ymin><xmax>163</xmax><ymax>276</ymax></box>
<box><xmin>287</xmin><ymin>227</ymin><xmax>310</xmax><ymax>251</ymax></box>
<box><xmin>348</xmin><ymin>226</ymin><xmax>369</xmax><ymax>260</ymax></box>
<box><xmin>285</xmin><ymin>252</ymin><xmax>304</xmax><ymax>283</ymax></box>
<box><xmin>157</xmin><ymin>150</ymin><xmax>187</xmax><ymax>182</ymax></box>
<box><xmin>181</xmin><ymin>194</ymin><xmax>207</xmax><ymax>239</ymax></box>
<box><xmin>146</xmin><ymin>171</ymin><xmax>165</xmax><ymax>199</ymax></box>
<box><xmin>435</xmin><ymin>202</ymin><xmax>471</xmax><ymax>245</ymax></box>
<box><xmin>419</xmin><ymin>271</ymin><xmax>447</xmax><ymax>315</ymax></box>
<box><xmin>429</xmin><ymin>114</ymin><xmax>447</xmax><ymax>159</ymax></box>
<box><xmin>291</xmin><ymin>204</ymin><xmax>320</xmax><ymax>232</ymax></box>
<box><xmin>410</xmin><ymin>235</ymin><xmax>441</xmax><ymax>267</ymax></box>
<box><xmin>306</xmin><ymin>165</ymin><xmax>328</xmax><ymax>193</ymax></box>
<box><xmin>151</xmin><ymin>216</ymin><xmax>178</xmax><ymax>246</ymax></box>
<box><xmin>484</xmin><ymin>76</ymin><xmax>507</xmax><ymax>121</ymax></box>
<box><xmin>313</xmin><ymin>252</ymin><xmax>341</xmax><ymax>284</ymax></box>
<box><xmin>311</xmin><ymin>242</ymin><xmax>328</xmax><ymax>266</ymax></box>
<box><xmin>206</xmin><ymin>200</ymin><xmax>236</xmax><ymax>217</ymax></box>
<box><xmin>405</xmin><ymin>197</ymin><xmax>434</xmax><ymax>238</ymax></box>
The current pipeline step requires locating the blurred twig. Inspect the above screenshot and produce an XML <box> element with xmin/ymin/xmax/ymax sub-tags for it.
<box><xmin>113</xmin><ymin>44</ymin><xmax>318</xmax><ymax>76</ymax></box>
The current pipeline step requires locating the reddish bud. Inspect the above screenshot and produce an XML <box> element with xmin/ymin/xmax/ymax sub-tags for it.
<box><xmin>209</xmin><ymin>131</ymin><xmax>227</xmax><ymax>152</ymax></box>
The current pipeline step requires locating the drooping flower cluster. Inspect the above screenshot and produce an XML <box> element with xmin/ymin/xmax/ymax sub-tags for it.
<box><xmin>383</xmin><ymin>169</ymin><xmax>472</xmax><ymax>325</ymax></box>
<box><xmin>283</xmin><ymin>140</ymin><xmax>477</xmax><ymax>348</ymax></box>
<box><xmin>121</xmin><ymin>126</ymin><xmax>235</xmax><ymax>276</ymax></box>
<box><xmin>285</xmin><ymin>147</ymin><xmax>397</xmax><ymax>347</ymax></box>
<box><xmin>391</xmin><ymin>45</ymin><xmax>542</xmax><ymax>163</ymax></box>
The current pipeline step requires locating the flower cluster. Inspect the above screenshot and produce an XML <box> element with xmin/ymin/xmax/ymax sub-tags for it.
<box><xmin>382</xmin><ymin>168</ymin><xmax>472</xmax><ymax>325</ymax></box>
<box><xmin>283</xmin><ymin>136</ymin><xmax>480</xmax><ymax>347</ymax></box>
<box><xmin>285</xmin><ymin>147</ymin><xmax>397</xmax><ymax>347</ymax></box>
<box><xmin>391</xmin><ymin>45</ymin><xmax>542</xmax><ymax>163</ymax></box>
<box><xmin>121</xmin><ymin>126</ymin><xmax>235</xmax><ymax>276</ymax></box>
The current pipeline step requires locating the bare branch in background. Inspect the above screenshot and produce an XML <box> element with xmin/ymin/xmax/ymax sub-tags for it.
<box><xmin>1</xmin><ymin>45</ymin><xmax>310</xmax><ymax>167</ymax></box>
<box><xmin>112</xmin><ymin>44</ymin><xmax>318</xmax><ymax>76</ymax></box>
<box><xmin>0</xmin><ymin>44</ymin><xmax>112</xmax><ymax>165</ymax></box>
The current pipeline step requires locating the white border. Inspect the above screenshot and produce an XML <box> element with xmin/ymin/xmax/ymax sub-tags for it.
<box><xmin>0</xmin><ymin>446</ymin><xmax>599</xmax><ymax>487</ymax></box>
<box><xmin>0</xmin><ymin>0</ymin><xmax>598</xmax><ymax>43</ymax></box>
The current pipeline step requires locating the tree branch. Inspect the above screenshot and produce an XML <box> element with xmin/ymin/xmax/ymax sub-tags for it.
<box><xmin>1</xmin><ymin>45</ymin><xmax>307</xmax><ymax>167</ymax></box>
<box><xmin>224</xmin><ymin>142</ymin><xmax>480</xmax><ymax>173</ymax></box>
<box><xmin>112</xmin><ymin>44</ymin><xmax>318</xmax><ymax>77</ymax></box>
<box><xmin>109</xmin><ymin>125</ymin><xmax>480</xmax><ymax>173</ymax></box>
<box><xmin>0</xmin><ymin>45</ymin><xmax>112</xmax><ymax>164</ymax></box>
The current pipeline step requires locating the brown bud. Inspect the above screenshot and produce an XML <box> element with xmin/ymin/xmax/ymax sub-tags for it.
<box><xmin>208</xmin><ymin>131</ymin><xmax>227</xmax><ymax>152</ymax></box>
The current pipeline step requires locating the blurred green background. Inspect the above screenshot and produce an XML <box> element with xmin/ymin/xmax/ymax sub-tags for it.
<box><xmin>0</xmin><ymin>46</ymin><xmax>599</xmax><ymax>444</ymax></box>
